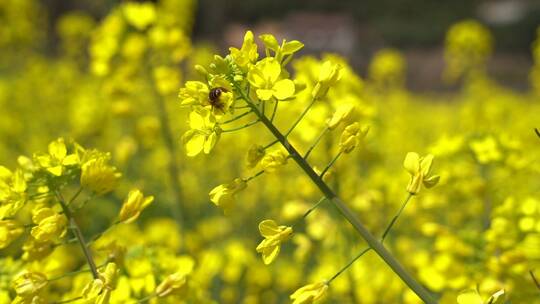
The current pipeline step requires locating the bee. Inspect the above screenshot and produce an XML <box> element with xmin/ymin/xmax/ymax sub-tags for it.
<box><xmin>208</xmin><ymin>87</ymin><xmax>228</xmax><ymax>113</ymax></box>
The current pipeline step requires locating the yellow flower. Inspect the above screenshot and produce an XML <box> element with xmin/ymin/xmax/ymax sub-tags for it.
<box><xmin>0</xmin><ymin>168</ymin><xmax>27</xmax><ymax>219</ymax></box>
<box><xmin>156</xmin><ymin>272</ymin><xmax>189</xmax><ymax>298</ymax></box>
<box><xmin>122</xmin><ymin>2</ymin><xmax>156</xmax><ymax>30</ymax></box>
<box><xmin>81</xmin><ymin>152</ymin><xmax>122</xmax><ymax>195</ymax></box>
<box><xmin>259</xmin><ymin>33</ymin><xmax>304</xmax><ymax>62</ymax></box>
<box><xmin>256</xmin><ymin>219</ymin><xmax>293</xmax><ymax>265</ymax></box>
<box><xmin>12</xmin><ymin>271</ymin><xmax>48</xmax><ymax>298</ymax></box>
<box><xmin>403</xmin><ymin>152</ymin><xmax>440</xmax><ymax>195</ymax></box>
<box><xmin>229</xmin><ymin>30</ymin><xmax>258</xmax><ymax>69</ymax></box>
<box><xmin>338</xmin><ymin>123</ymin><xmax>369</xmax><ymax>153</ymax></box>
<box><xmin>260</xmin><ymin>150</ymin><xmax>288</xmax><ymax>173</ymax></box>
<box><xmin>247</xmin><ymin>58</ymin><xmax>295</xmax><ymax>101</ymax></box>
<box><xmin>118</xmin><ymin>189</ymin><xmax>154</xmax><ymax>224</ymax></box>
<box><xmin>81</xmin><ymin>263</ymin><xmax>119</xmax><ymax>304</ymax></box>
<box><xmin>457</xmin><ymin>288</ymin><xmax>504</xmax><ymax>304</ymax></box>
<box><xmin>290</xmin><ymin>281</ymin><xmax>328</xmax><ymax>304</ymax></box>
<box><xmin>0</xmin><ymin>219</ymin><xmax>24</xmax><ymax>248</ymax></box>
<box><xmin>178</xmin><ymin>81</ymin><xmax>209</xmax><ymax>106</ymax></box>
<box><xmin>327</xmin><ymin>104</ymin><xmax>356</xmax><ymax>130</ymax></box>
<box><xmin>209</xmin><ymin>178</ymin><xmax>247</xmax><ymax>215</ymax></box>
<box><xmin>35</xmin><ymin>138</ymin><xmax>80</xmax><ymax>177</ymax></box>
<box><xmin>182</xmin><ymin>109</ymin><xmax>221</xmax><ymax>157</ymax></box>
<box><xmin>312</xmin><ymin>61</ymin><xmax>341</xmax><ymax>99</ymax></box>
<box><xmin>30</xmin><ymin>208</ymin><xmax>67</xmax><ymax>242</ymax></box>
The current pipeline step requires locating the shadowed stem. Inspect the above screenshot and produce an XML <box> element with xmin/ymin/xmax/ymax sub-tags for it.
<box><xmin>530</xmin><ymin>270</ymin><xmax>540</xmax><ymax>291</ymax></box>
<box><xmin>55</xmin><ymin>190</ymin><xmax>99</xmax><ymax>279</ymax></box>
<box><xmin>236</xmin><ymin>85</ymin><xmax>436</xmax><ymax>304</ymax></box>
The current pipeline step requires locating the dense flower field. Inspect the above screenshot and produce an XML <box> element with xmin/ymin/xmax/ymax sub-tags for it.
<box><xmin>1</xmin><ymin>0</ymin><xmax>539</xmax><ymax>303</ymax></box>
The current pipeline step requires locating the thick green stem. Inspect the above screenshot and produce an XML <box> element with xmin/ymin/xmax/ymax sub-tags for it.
<box><xmin>55</xmin><ymin>191</ymin><xmax>99</xmax><ymax>279</ymax></box>
<box><xmin>238</xmin><ymin>88</ymin><xmax>436</xmax><ymax>304</ymax></box>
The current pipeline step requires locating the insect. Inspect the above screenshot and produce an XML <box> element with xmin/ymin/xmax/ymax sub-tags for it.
<box><xmin>208</xmin><ymin>87</ymin><xmax>229</xmax><ymax>113</ymax></box>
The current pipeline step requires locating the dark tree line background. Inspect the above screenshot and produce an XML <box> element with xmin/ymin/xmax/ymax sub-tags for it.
<box><xmin>39</xmin><ymin>0</ymin><xmax>540</xmax><ymax>90</ymax></box>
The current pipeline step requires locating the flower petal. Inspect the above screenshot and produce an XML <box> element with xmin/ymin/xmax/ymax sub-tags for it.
<box><xmin>272</xmin><ymin>79</ymin><xmax>295</xmax><ymax>100</ymax></box>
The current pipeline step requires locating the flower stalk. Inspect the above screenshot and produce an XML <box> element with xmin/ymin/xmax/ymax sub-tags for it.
<box><xmin>55</xmin><ymin>190</ymin><xmax>99</xmax><ymax>279</ymax></box>
<box><xmin>237</xmin><ymin>86</ymin><xmax>437</xmax><ymax>304</ymax></box>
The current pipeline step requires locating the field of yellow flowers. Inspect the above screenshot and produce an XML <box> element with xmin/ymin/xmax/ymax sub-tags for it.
<box><xmin>1</xmin><ymin>0</ymin><xmax>540</xmax><ymax>303</ymax></box>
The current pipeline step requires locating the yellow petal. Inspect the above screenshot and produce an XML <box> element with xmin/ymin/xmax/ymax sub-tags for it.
<box><xmin>423</xmin><ymin>175</ymin><xmax>440</xmax><ymax>188</ymax></box>
<box><xmin>261</xmin><ymin>58</ymin><xmax>281</xmax><ymax>83</ymax></box>
<box><xmin>420</xmin><ymin>154</ymin><xmax>434</xmax><ymax>176</ymax></box>
<box><xmin>49</xmin><ymin>139</ymin><xmax>67</xmax><ymax>160</ymax></box>
<box><xmin>256</xmin><ymin>89</ymin><xmax>274</xmax><ymax>101</ymax></box>
<box><xmin>189</xmin><ymin>111</ymin><xmax>205</xmax><ymax>130</ymax></box>
<box><xmin>272</xmin><ymin>79</ymin><xmax>295</xmax><ymax>100</ymax></box>
<box><xmin>403</xmin><ymin>152</ymin><xmax>420</xmax><ymax>174</ymax></box>
<box><xmin>262</xmin><ymin>244</ymin><xmax>280</xmax><ymax>265</ymax></box>
<box><xmin>183</xmin><ymin>132</ymin><xmax>205</xmax><ymax>157</ymax></box>
<box><xmin>259</xmin><ymin>219</ymin><xmax>280</xmax><ymax>237</ymax></box>
<box><xmin>247</xmin><ymin>68</ymin><xmax>267</xmax><ymax>88</ymax></box>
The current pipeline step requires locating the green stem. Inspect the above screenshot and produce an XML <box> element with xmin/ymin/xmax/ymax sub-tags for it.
<box><xmin>52</xmin><ymin>296</ymin><xmax>83</xmax><ymax>304</ymax></box>
<box><xmin>531</xmin><ymin>270</ymin><xmax>540</xmax><ymax>291</ymax></box>
<box><xmin>328</xmin><ymin>247</ymin><xmax>370</xmax><ymax>284</ymax></box>
<box><xmin>302</xmin><ymin>196</ymin><xmax>327</xmax><ymax>218</ymax></box>
<box><xmin>220</xmin><ymin>110</ymin><xmax>253</xmax><ymax>124</ymax></box>
<box><xmin>284</xmin><ymin>96</ymin><xmax>318</xmax><ymax>137</ymax></box>
<box><xmin>55</xmin><ymin>190</ymin><xmax>99</xmax><ymax>279</ymax></box>
<box><xmin>381</xmin><ymin>193</ymin><xmax>413</xmax><ymax>241</ymax></box>
<box><xmin>221</xmin><ymin>120</ymin><xmax>260</xmax><ymax>133</ymax></box>
<box><xmin>244</xmin><ymin>170</ymin><xmax>265</xmax><ymax>182</ymax></box>
<box><xmin>236</xmin><ymin>86</ymin><xmax>436</xmax><ymax>304</ymax></box>
<box><xmin>48</xmin><ymin>262</ymin><xmax>108</xmax><ymax>282</ymax></box>
<box><xmin>270</xmin><ymin>100</ymin><xmax>279</xmax><ymax>122</ymax></box>
<box><xmin>319</xmin><ymin>151</ymin><xmax>343</xmax><ymax>178</ymax></box>
<box><xmin>263</xmin><ymin>139</ymin><xmax>279</xmax><ymax>150</ymax></box>
<box><xmin>535</xmin><ymin>128</ymin><xmax>540</xmax><ymax>138</ymax></box>
<box><xmin>304</xmin><ymin>127</ymin><xmax>329</xmax><ymax>160</ymax></box>
<box><xmin>328</xmin><ymin>193</ymin><xmax>414</xmax><ymax>284</ymax></box>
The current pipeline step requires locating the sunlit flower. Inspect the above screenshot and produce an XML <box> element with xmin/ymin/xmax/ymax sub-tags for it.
<box><xmin>156</xmin><ymin>272</ymin><xmax>189</xmax><ymax>298</ymax></box>
<box><xmin>256</xmin><ymin>219</ymin><xmax>293</xmax><ymax>264</ymax></box>
<box><xmin>209</xmin><ymin>178</ymin><xmax>247</xmax><ymax>215</ymax></box>
<box><xmin>81</xmin><ymin>152</ymin><xmax>122</xmax><ymax>195</ymax></box>
<box><xmin>30</xmin><ymin>208</ymin><xmax>67</xmax><ymax>242</ymax></box>
<box><xmin>118</xmin><ymin>189</ymin><xmax>154</xmax><ymax>224</ymax></box>
<box><xmin>247</xmin><ymin>58</ymin><xmax>295</xmax><ymax>101</ymax></box>
<box><xmin>182</xmin><ymin>109</ymin><xmax>221</xmax><ymax>157</ymax></box>
<box><xmin>312</xmin><ymin>61</ymin><xmax>341</xmax><ymax>99</ymax></box>
<box><xmin>229</xmin><ymin>30</ymin><xmax>258</xmax><ymax>68</ymax></box>
<box><xmin>338</xmin><ymin>123</ymin><xmax>369</xmax><ymax>153</ymax></box>
<box><xmin>290</xmin><ymin>281</ymin><xmax>328</xmax><ymax>304</ymax></box>
<box><xmin>12</xmin><ymin>271</ymin><xmax>48</xmax><ymax>298</ymax></box>
<box><xmin>34</xmin><ymin>138</ymin><xmax>79</xmax><ymax>177</ymax></box>
<box><xmin>403</xmin><ymin>152</ymin><xmax>440</xmax><ymax>194</ymax></box>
